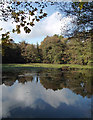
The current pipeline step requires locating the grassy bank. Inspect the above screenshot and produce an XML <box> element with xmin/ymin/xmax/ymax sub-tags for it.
<box><xmin>2</xmin><ymin>63</ymin><xmax>93</xmax><ymax>69</ymax></box>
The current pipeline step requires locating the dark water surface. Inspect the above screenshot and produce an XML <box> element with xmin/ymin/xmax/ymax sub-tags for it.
<box><xmin>2</xmin><ymin>67</ymin><xmax>92</xmax><ymax>118</ymax></box>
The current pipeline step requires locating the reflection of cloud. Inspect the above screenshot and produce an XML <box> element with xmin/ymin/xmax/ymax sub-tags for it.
<box><xmin>0</xmin><ymin>86</ymin><xmax>2</xmax><ymax>119</ymax></box>
<box><xmin>2</xmin><ymin>80</ymin><xmax>91</xmax><ymax>118</ymax></box>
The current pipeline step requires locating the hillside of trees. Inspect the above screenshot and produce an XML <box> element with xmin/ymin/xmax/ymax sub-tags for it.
<box><xmin>2</xmin><ymin>30</ymin><xmax>92</xmax><ymax>65</ymax></box>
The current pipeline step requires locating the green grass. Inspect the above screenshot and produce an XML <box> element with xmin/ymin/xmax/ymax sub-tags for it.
<box><xmin>2</xmin><ymin>63</ymin><xmax>93</xmax><ymax>69</ymax></box>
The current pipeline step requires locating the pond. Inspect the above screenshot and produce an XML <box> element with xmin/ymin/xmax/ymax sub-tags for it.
<box><xmin>1</xmin><ymin>67</ymin><xmax>93</xmax><ymax>118</ymax></box>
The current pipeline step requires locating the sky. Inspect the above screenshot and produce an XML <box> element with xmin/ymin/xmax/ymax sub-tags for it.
<box><xmin>1</xmin><ymin>1</ymin><xmax>90</xmax><ymax>45</ymax></box>
<box><xmin>0</xmin><ymin>1</ymin><xmax>79</xmax><ymax>45</ymax></box>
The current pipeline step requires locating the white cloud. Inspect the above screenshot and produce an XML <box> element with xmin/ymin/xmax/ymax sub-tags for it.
<box><xmin>16</xmin><ymin>12</ymin><xmax>77</xmax><ymax>40</ymax></box>
<box><xmin>32</xmin><ymin>12</ymin><xmax>62</xmax><ymax>36</ymax></box>
<box><xmin>0</xmin><ymin>10</ymin><xmax>77</xmax><ymax>44</ymax></box>
<box><xmin>10</xmin><ymin>11</ymin><xmax>62</xmax><ymax>41</ymax></box>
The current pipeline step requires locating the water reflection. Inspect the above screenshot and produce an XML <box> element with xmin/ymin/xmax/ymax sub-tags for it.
<box><xmin>2</xmin><ymin>68</ymin><xmax>92</xmax><ymax>118</ymax></box>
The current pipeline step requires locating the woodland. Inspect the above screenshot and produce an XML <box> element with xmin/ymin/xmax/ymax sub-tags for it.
<box><xmin>2</xmin><ymin>31</ymin><xmax>92</xmax><ymax>65</ymax></box>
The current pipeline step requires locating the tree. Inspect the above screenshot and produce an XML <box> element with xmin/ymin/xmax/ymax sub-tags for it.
<box><xmin>40</xmin><ymin>35</ymin><xmax>66</xmax><ymax>64</ymax></box>
<box><xmin>2</xmin><ymin>30</ymin><xmax>92</xmax><ymax>65</ymax></box>
<box><xmin>1</xmin><ymin>32</ymin><xmax>14</xmax><ymax>63</ymax></box>
<box><xmin>65</xmin><ymin>30</ymin><xmax>92</xmax><ymax>65</ymax></box>
<box><xmin>56</xmin><ymin>2</ymin><xmax>93</xmax><ymax>37</ymax></box>
<box><xmin>25</xmin><ymin>44</ymin><xmax>41</xmax><ymax>63</ymax></box>
<box><xmin>18</xmin><ymin>41</ymin><xmax>28</xmax><ymax>63</ymax></box>
<box><xmin>0</xmin><ymin>0</ymin><xmax>54</xmax><ymax>34</ymax></box>
<box><xmin>36</xmin><ymin>42</ymin><xmax>43</xmax><ymax>62</ymax></box>
<box><xmin>2</xmin><ymin>42</ymin><xmax>22</xmax><ymax>63</ymax></box>
<box><xmin>1</xmin><ymin>32</ymin><xmax>13</xmax><ymax>55</ymax></box>
<box><xmin>1</xmin><ymin>1</ymin><xmax>92</xmax><ymax>36</ymax></box>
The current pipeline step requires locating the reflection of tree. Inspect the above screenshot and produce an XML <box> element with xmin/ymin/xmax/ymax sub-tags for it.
<box><xmin>2</xmin><ymin>68</ymin><xmax>92</xmax><ymax>98</ymax></box>
<box><xmin>2</xmin><ymin>72</ymin><xmax>17</xmax><ymax>86</ymax></box>
<box><xmin>39</xmin><ymin>69</ymin><xmax>66</xmax><ymax>90</ymax></box>
<box><xmin>2</xmin><ymin>69</ymin><xmax>34</xmax><ymax>85</ymax></box>
<box><xmin>64</xmin><ymin>70</ymin><xmax>92</xmax><ymax>98</ymax></box>
<box><xmin>39</xmin><ymin>69</ymin><xmax>92</xmax><ymax>97</ymax></box>
<box><xmin>2</xmin><ymin>79</ymin><xmax>15</xmax><ymax>86</ymax></box>
<box><xmin>18</xmin><ymin>76</ymin><xmax>33</xmax><ymax>84</ymax></box>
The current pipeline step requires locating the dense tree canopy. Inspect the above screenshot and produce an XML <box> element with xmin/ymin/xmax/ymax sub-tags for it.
<box><xmin>25</xmin><ymin>43</ymin><xmax>41</xmax><ymax>63</ymax></box>
<box><xmin>65</xmin><ymin>30</ymin><xmax>92</xmax><ymax>65</ymax></box>
<box><xmin>2</xmin><ymin>30</ymin><xmax>92</xmax><ymax>65</ymax></box>
<box><xmin>40</xmin><ymin>35</ymin><xmax>66</xmax><ymax>64</ymax></box>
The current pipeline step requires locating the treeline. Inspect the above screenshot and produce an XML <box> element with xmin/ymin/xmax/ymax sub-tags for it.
<box><xmin>2</xmin><ymin>30</ymin><xmax>92</xmax><ymax>65</ymax></box>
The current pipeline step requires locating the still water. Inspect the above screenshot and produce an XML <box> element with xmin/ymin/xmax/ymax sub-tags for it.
<box><xmin>1</xmin><ymin>68</ymin><xmax>92</xmax><ymax>118</ymax></box>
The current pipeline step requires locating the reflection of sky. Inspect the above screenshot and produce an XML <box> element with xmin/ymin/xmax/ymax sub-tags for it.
<box><xmin>1</xmin><ymin>78</ymin><xmax>91</xmax><ymax>118</ymax></box>
<box><xmin>0</xmin><ymin>86</ymin><xmax>2</xmax><ymax>119</ymax></box>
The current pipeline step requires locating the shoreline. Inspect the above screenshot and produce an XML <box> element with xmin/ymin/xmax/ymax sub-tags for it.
<box><xmin>2</xmin><ymin>63</ymin><xmax>92</xmax><ymax>69</ymax></box>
